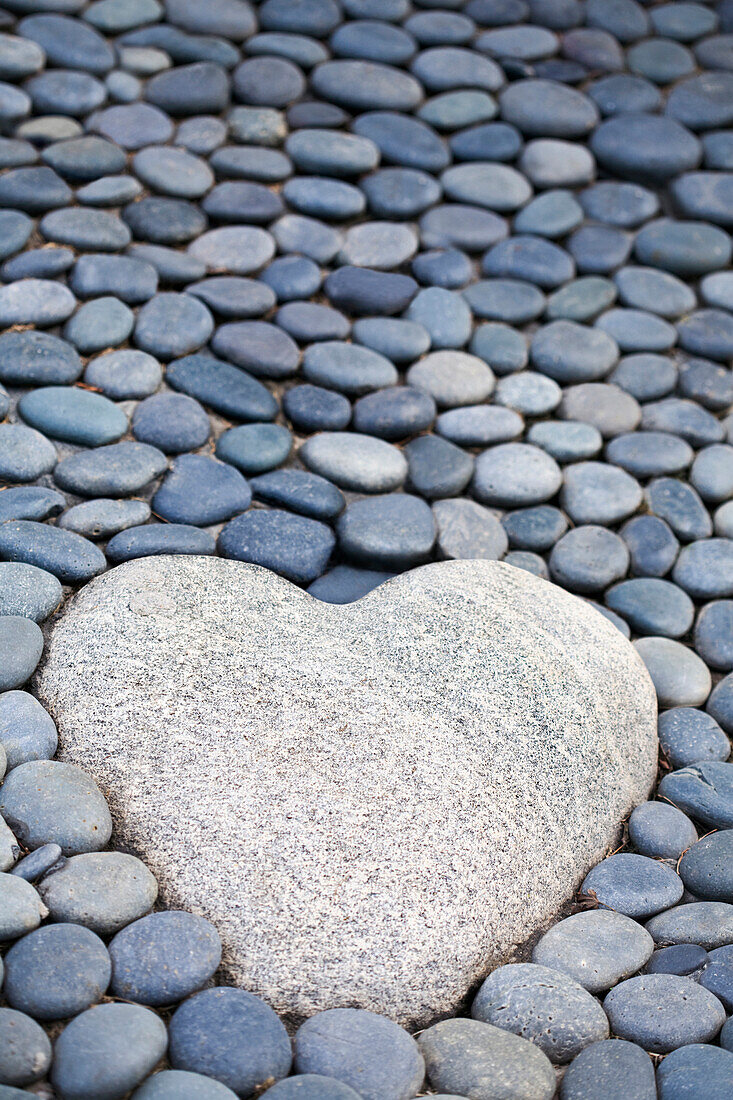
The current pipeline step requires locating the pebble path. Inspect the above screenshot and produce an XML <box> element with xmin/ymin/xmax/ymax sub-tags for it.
<box><xmin>0</xmin><ymin>0</ymin><xmax>731</xmax><ymax>1097</ymax></box>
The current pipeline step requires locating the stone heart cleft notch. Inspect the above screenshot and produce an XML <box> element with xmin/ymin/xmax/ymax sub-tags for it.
<box><xmin>35</xmin><ymin>556</ymin><xmax>657</xmax><ymax>1029</ymax></box>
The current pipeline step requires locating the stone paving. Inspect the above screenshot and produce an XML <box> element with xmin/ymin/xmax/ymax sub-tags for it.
<box><xmin>0</xmin><ymin>0</ymin><xmax>731</xmax><ymax>1097</ymax></box>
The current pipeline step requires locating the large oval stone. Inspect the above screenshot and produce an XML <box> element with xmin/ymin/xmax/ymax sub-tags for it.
<box><xmin>36</xmin><ymin>557</ymin><xmax>656</xmax><ymax>1027</ymax></box>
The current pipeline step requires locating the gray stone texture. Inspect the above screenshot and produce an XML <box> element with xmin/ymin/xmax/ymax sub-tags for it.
<box><xmin>36</xmin><ymin>556</ymin><xmax>657</xmax><ymax>1027</ymax></box>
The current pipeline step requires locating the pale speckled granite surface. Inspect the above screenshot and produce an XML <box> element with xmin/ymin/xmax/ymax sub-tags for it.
<box><xmin>36</xmin><ymin>556</ymin><xmax>657</xmax><ymax>1028</ymax></box>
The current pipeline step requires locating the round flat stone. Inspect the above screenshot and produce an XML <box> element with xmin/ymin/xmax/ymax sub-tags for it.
<box><xmin>418</xmin><ymin>1018</ymin><xmax>554</xmax><ymax>1100</ymax></box>
<box><xmin>51</xmin><ymin>1004</ymin><xmax>168</xmax><ymax>1100</ymax></box>
<box><xmin>441</xmin><ymin>163</ymin><xmax>531</xmax><ymax>212</ymax></box>
<box><xmin>188</xmin><ymin>226</ymin><xmax>275</xmax><ymax>274</ymax></box>
<box><xmin>420</xmin><ymin>204</ymin><xmax>508</xmax><ymax>252</ymax></box>
<box><xmin>0</xmin><ymin>760</ymin><xmax>111</xmax><ymax>855</ymax></box>
<box><xmin>304</xmin><ymin>342</ymin><xmax>397</xmax><ymax>395</ymax></box>
<box><xmin>311</xmin><ymin>59</ymin><xmax>423</xmax><ymax>112</ymax></box>
<box><xmin>532</xmin><ymin>910</ymin><xmax>653</xmax><ymax>994</ymax></box>
<box><xmin>0</xmin><ymin>521</ymin><xmax>106</xmax><ymax>584</ymax></box>
<box><xmin>473</xmin><ymin>443</ymin><xmax>562</xmax><ymax>507</ymax></box>
<box><xmin>40</xmin><ymin>208</ymin><xmax>131</xmax><ymax>251</ymax></box>
<box><xmin>0</xmin><ymin>874</ymin><xmax>46</xmax><ymax>942</ymax></box>
<box><xmin>495</xmin><ymin>372</ymin><xmax>562</xmax><ymax>417</ymax></box>
<box><xmin>695</xmin><ymin>600</ymin><xmax>733</xmax><ymax>670</ymax></box>
<box><xmin>215</xmin><ymin>424</ymin><xmax>292</xmax><ymax>475</ymax></box>
<box><xmin>673</xmin><ymin>538</ymin><xmax>733</xmax><ymax>597</ymax></box>
<box><xmin>406</xmin><ymin>351</ymin><xmax>495</xmax><ymax>408</ymax></box>
<box><xmin>482</xmin><ymin>235</ymin><xmax>575</xmax><ymax>287</ymax></box>
<box><xmin>635</xmin><ymin>219</ymin><xmax>732</xmax><ymax>276</ymax></box>
<box><xmin>269</xmin><ymin>215</ymin><xmax>338</xmax><ymax>262</ymax></box>
<box><xmin>679</xmin><ymin>830</ymin><xmax>733</xmax><ymax>900</ymax></box>
<box><xmin>211</xmin><ymin>321</ymin><xmax>299</xmax><ymax>380</ymax></box>
<box><xmin>37</xmin><ymin>850</ymin><xmax>157</xmax><ymax>936</ymax></box>
<box><xmin>286</xmin><ymin>128</ymin><xmax>379</xmax><ymax>177</ymax></box>
<box><xmin>628</xmin><ymin>801</ymin><xmax>698</xmax><ymax>860</ymax></box>
<box><xmin>0</xmin><ymin>1005</ymin><xmax>52</xmax><ymax>1087</ymax></box>
<box><xmin>132</xmin><ymin>393</ymin><xmax>210</xmax><ymax>454</ymax></box>
<box><xmin>667</xmin><ymin>72</ymin><xmax>733</xmax><ymax>130</ymax></box>
<box><xmin>123</xmin><ymin>197</ymin><xmax>206</xmax><ymax>246</ymax></box>
<box><xmin>19</xmin><ymin>386</ymin><xmax>126</xmax><ymax>447</ymax></box>
<box><xmin>643</xmin><ymin>400</ymin><xmax>724</xmax><ymax>447</ymax></box>
<box><xmin>283</xmin><ymin>385</ymin><xmax>351</xmax><ymax>433</ymax></box>
<box><xmin>324</xmin><ymin>268</ymin><xmax>417</xmax><ymax>316</ymax></box>
<box><xmin>463</xmin><ymin>278</ymin><xmax>545</xmax><ymax>323</ymax></box>
<box><xmin>19</xmin><ymin>13</ymin><xmax>113</xmax><ymax>72</ymax></box>
<box><xmin>499</xmin><ymin>79</ymin><xmax>599</xmax><ymax>137</ymax></box>
<box><xmin>218</xmin><ymin>510</ymin><xmax>335</xmax><ymax>584</ymax></box>
<box><xmin>0</xmin><ymin>167</ymin><xmax>70</xmax><ymax>215</ymax></box>
<box><xmin>433</xmin><ymin>498</ymin><xmax>507</xmax><ymax>561</ymax></box>
<box><xmin>134</xmin><ymin>293</ymin><xmax>213</xmax><ymax>359</ymax></box>
<box><xmin>352</xmin><ymin>111</ymin><xmax>448</xmax><ymax>172</ymax></box>
<box><xmin>307</xmin><ymin>566</ymin><xmax>394</xmax><ymax>605</ymax></box>
<box><xmin>131</xmin><ymin>1071</ymin><xmax>239</xmax><ymax>1099</ymax></box>
<box><xmin>107</xmin><ymin>525</ymin><xmax>216</xmax><ymax>562</ymax></box>
<box><xmin>0</xmin><ymin>562</ymin><xmax>61</xmax><ymax>622</ymax></box>
<box><xmin>339</xmin><ymin>222</ymin><xmax>417</xmax><ymax>270</ymax></box>
<box><xmin>0</xmin><ymin>618</ymin><xmax>43</xmax><ymax>691</ymax></box>
<box><xmin>658</xmin><ymin>760</ymin><xmax>733</xmax><ymax>828</ymax></box>
<box><xmin>42</xmin><ymin>135</ymin><xmax>125</xmax><ymax>181</ymax></box>
<box><xmin>109</xmin><ymin>910</ymin><xmax>220</xmax><ymax>1006</ymax></box>
<box><xmin>132</xmin><ymin>146</ymin><xmax>213</xmax><ymax>199</ymax></box>
<box><xmin>606</xmin><ymin>578</ymin><xmax>694</xmax><ymax>638</ymax></box>
<box><xmin>560</xmin><ymin>1040</ymin><xmax>655</xmax><ymax>1100</ymax></box>
<box><xmin>0</xmin><ymin>691</ymin><xmax>58</xmax><ymax>771</ymax></box>
<box><xmin>647</xmin><ymin>944</ymin><xmax>709</xmax><ymax>977</ymax></box>
<box><xmin>472</xmin><ymin>962</ymin><xmax>610</xmax><ymax>1064</ymax></box>
<box><xmin>0</xmin><ymin>425</ymin><xmax>56</xmax><ymax>483</ymax></box>
<box><xmin>404</xmin><ymin>435</ymin><xmax>473</xmax><ymax>499</ymax></box>
<box><xmin>300</xmin><ymin>432</ymin><xmax>406</xmax><ymax>493</ymax></box>
<box><xmin>603</xmin><ymin>975</ymin><xmax>725</xmax><ymax>1053</ymax></box>
<box><xmin>550</xmin><ymin>525</ymin><xmax>630</xmax><ymax>592</ymax></box>
<box><xmin>502</xmin><ymin>506</ymin><xmax>567</xmax><ymax>551</ymax></box>
<box><xmin>352</xmin><ymin>387</ymin><xmax>436</xmax><ymax>442</ymax></box>
<box><xmin>354</xmin><ymin>318</ymin><xmax>430</xmax><ymax>362</ymax></box>
<box><xmin>3</xmin><ymin>922</ymin><xmax>111</xmax><ymax>1021</ymax></box>
<box><xmin>646</xmin><ymin>901</ymin><xmax>733</xmax><ymax>950</ymax></box>
<box><xmin>0</xmin><ymin>279</ymin><xmax>75</xmax><ymax>327</ymax></box>
<box><xmin>153</xmin><ymin>454</ymin><xmax>251</xmax><ymax>526</ymax></box>
<box><xmin>65</xmin><ymin>297</ymin><xmax>135</xmax><ymax>354</ymax></box>
<box><xmin>469</xmin><ymin>323</ymin><xmax>528</xmax><ymax>374</ymax></box>
<box><xmin>530</xmin><ymin>321</ymin><xmax>616</xmax><ymax>385</ymax></box>
<box><xmin>54</xmin><ymin>442</ymin><xmax>167</xmax><ymax>498</ymax></box>
<box><xmin>294</xmin><ymin>1009</ymin><xmax>424</xmax><ymax>1100</ymax></box>
<box><xmin>657</xmin><ymin>1045</ymin><xmax>733</xmax><ymax>1100</ymax></box>
<box><xmin>581</xmin><ymin>853</ymin><xmax>683</xmax><ymax>919</ymax></box>
<box><xmin>0</xmin><ymin>488</ymin><xmax>65</xmax><ymax>526</ymax></box>
<box><xmin>70</xmin><ymin>254</ymin><xmax>158</xmax><ymax>304</ymax></box>
<box><xmin>658</xmin><ymin>707</ymin><xmax>730</xmax><ymax>769</ymax></box>
<box><xmin>59</xmin><ymin>499</ymin><xmax>152</xmax><ymax>541</ymax></box>
<box><xmin>561</xmin><ymin>461</ymin><xmax>642</xmax><ymax>525</ymax></box>
<box><xmin>84</xmin><ymin>349</ymin><xmax>162</xmax><ymax>400</ymax></box>
<box><xmin>251</xmin><ymin>470</ymin><xmax>344</xmax><ymax>522</ymax></box>
<box><xmin>635</xmin><ymin>636</ymin><xmax>711</xmax><ymax>707</ymax></box>
<box><xmin>167</xmin><ymin>354</ymin><xmax>277</xmax><ymax>422</ymax></box>
<box><xmin>514</xmin><ymin>189</ymin><xmax>585</xmax><ymax>237</ymax></box>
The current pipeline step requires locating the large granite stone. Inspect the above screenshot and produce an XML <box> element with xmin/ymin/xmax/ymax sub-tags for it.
<box><xmin>36</xmin><ymin>557</ymin><xmax>656</xmax><ymax>1028</ymax></box>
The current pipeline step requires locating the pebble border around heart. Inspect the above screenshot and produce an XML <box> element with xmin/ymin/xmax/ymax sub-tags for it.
<box><xmin>0</xmin><ymin>0</ymin><xmax>732</xmax><ymax>1098</ymax></box>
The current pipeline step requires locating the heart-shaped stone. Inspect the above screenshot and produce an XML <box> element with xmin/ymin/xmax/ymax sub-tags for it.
<box><xmin>36</xmin><ymin>557</ymin><xmax>656</xmax><ymax>1028</ymax></box>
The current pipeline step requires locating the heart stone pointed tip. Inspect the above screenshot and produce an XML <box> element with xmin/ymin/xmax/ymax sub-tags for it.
<box><xmin>35</xmin><ymin>555</ymin><xmax>657</xmax><ymax>1028</ymax></box>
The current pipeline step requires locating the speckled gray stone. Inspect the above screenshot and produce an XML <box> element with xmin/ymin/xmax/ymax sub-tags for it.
<box><xmin>36</xmin><ymin>556</ymin><xmax>657</xmax><ymax>1028</ymax></box>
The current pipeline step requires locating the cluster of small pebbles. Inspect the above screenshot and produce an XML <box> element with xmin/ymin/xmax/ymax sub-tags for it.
<box><xmin>0</xmin><ymin>0</ymin><xmax>731</xmax><ymax>1096</ymax></box>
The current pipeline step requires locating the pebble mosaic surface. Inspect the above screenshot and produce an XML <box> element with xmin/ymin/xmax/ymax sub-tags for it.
<box><xmin>0</xmin><ymin>0</ymin><xmax>732</xmax><ymax>1096</ymax></box>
